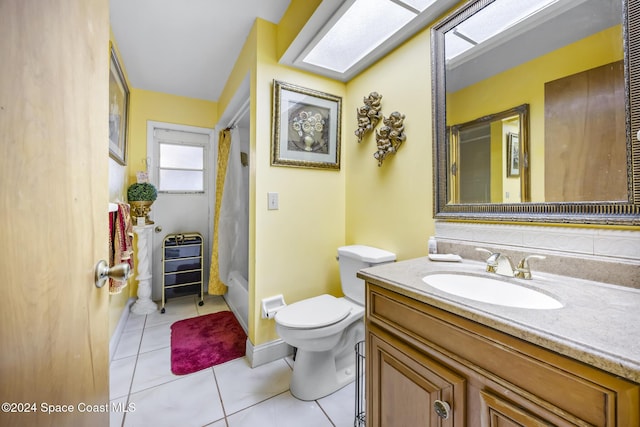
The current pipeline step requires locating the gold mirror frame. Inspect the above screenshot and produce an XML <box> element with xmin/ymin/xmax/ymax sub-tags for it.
<box><xmin>431</xmin><ymin>0</ymin><xmax>640</xmax><ymax>225</ymax></box>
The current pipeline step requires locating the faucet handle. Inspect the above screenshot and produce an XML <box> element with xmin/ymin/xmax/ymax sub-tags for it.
<box><xmin>475</xmin><ymin>248</ymin><xmax>498</xmax><ymax>273</ymax></box>
<box><xmin>475</xmin><ymin>248</ymin><xmax>494</xmax><ymax>257</ymax></box>
<box><xmin>516</xmin><ymin>254</ymin><xmax>546</xmax><ymax>279</ymax></box>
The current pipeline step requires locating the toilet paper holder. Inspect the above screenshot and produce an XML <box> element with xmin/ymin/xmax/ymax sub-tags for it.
<box><xmin>261</xmin><ymin>294</ymin><xmax>287</xmax><ymax>319</ymax></box>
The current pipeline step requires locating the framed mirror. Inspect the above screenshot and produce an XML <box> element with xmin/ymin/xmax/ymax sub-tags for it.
<box><xmin>432</xmin><ymin>0</ymin><xmax>640</xmax><ymax>225</ymax></box>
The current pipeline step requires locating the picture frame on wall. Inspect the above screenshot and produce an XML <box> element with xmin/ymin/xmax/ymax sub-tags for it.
<box><xmin>507</xmin><ymin>132</ymin><xmax>520</xmax><ymax>177</ymax></box>
<box><xmin>271</xmin><ymin>80</ymin><xmax>341</xmax><ymax>170</ymax></box>
<box><xmin>109</xmin><ymin>44</ymin><xmax>129</xmax><ymax>165</ymax></box>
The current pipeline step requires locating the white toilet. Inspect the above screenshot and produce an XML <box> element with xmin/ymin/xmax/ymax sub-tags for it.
<box><xmin>274</xmin><ymin>245</ymin><xmax>396</xmax><ymax>401</ymax></box>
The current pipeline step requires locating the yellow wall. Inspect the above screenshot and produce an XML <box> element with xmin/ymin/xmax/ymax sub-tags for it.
<box><xmin>150</xmin><ymin>1</ymin><xmax>436</xmax><ymax>347</ymax></box>
<box><xmin>490</xmin><ymin>120</ymin><xmax>503</xmax><ymax>203</ymax></box>
<box><xmin>125</xmin><ymin>89</ymin><xmax>217</xmax><ymax>298</ymax></box>
<box><xmin>217</xmin><ymin>26</ymin><xmax>256</xmax><ymax>121</ymax></box>
<box><xmin>114</xmin><ymin>4</ymin><xmax>630</xmax><ymax>346</ymax></box>
<box><xmin>448</xmin><ymin>25</ymin><xmax>623</xmax><ymax>202</ymax></box>
<box><xmin>501</xmin><ymin>119</ymin><xmax>521</xmax><ymax>202</ymax></box>
<box><xmin>236</xmin><ymin>13</ymin><xmax>633</xmax><ymax>350</ymax></box>
<box><xmin>250</xmin><ymin>20</ymin><xmax>347</xmax><ymax>345</ymax></box>
<box><xmin>276</xmin><ymin>0</ymin><xmax>322</xmax><ymax>59</ymax></box>
<box><xmin>127</xmin><ymin>89</ymin><xmax>217</xmax><ymax>184</ymax></box>
<box><xmin>108</xmin><ymin>33</ymin><xmax>132</xmax><ymax>338</ymax></box>
<box><xmin>232</xmin><ymin>7</ymin><xmax>452</xmax><ymax>346</ymax></box>
<box><xmin>108</xmin><ymin>73</ymin><xmax>216</xmax><ymax>338</ymax></box>
<box><xmin>344</xmin><ymin>29</ymin><xmax>435</xmax><ymax>261</ymax></box>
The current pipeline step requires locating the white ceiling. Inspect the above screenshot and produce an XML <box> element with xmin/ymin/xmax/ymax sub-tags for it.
<box><xmin>111</xmin><ymin>0</ymin><xmax>610</xmax><ymax>112</ymax></box>
<box><xmin>109</xmin><ymin>0</ymin><xmax>291</xmax><ymax>102</ymax></box>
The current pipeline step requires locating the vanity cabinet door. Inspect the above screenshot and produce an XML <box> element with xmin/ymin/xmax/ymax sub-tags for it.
<box><xmin>479</xmin><ymin>389</ymin><xmax>577</xmax><ymax>427</ymax></box>
<box><xmin>367</xmin><ymin>327</ymin><xmax>466</xmax><ymax>427</ymax></box>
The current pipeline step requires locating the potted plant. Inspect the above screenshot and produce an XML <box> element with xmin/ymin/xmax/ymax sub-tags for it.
<box><xmin>127</xmin><ymin>182</ymin><xmax>157</xmax><ymax>224</ymax></box>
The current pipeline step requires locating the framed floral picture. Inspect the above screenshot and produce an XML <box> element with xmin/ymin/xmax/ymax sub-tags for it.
<box><xmin>271</xmin><ymin>80</ymin><xmax>341</xmax><ymax>170</ymax></box>
<box><xmin>109</xmin><ymin>44</ymin><xmax>129</xmax><ymax>165</ymax></box>
<box><xmin>507</xmin><ymin>132</ymin><xmax>520</xmax><ymax>177</ymax></box>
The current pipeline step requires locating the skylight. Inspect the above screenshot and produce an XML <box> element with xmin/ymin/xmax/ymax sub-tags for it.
<box><xmin>302</xmin><ymin>0</ymin><xmax>437</xmax><ymax>73</ymax></box>
<box><xmin>445</xmin><ymin>0</ymin><xmax>559</xmax><ymax>60</ymax></box>
<box><xmin>400</xmin><ymin>0</ymin><xmax>439</xmax><ymax>13</ymax></box>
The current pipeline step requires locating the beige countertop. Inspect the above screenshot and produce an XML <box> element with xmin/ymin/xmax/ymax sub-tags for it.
<box><xmin>358</xmin><ymin>256</ymin><xmax>640</xmax><ymax>383</ymax></box>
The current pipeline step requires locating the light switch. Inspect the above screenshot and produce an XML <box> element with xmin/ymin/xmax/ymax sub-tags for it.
<box><xmin>268</xmin><ymin>192</ymin><xmax>279</xmax><ymax>210</ymax></box>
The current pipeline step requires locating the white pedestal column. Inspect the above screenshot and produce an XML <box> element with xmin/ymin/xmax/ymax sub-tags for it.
<box><xmin>131</xmin><ymin>224</ymin><xmax>158</xmax><ymax>315</ymax></box>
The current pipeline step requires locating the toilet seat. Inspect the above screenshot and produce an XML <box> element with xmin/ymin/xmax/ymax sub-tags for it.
<box><xmin>275</xmin><ymin>294</ymin><xmax>351</xmax><ymax>329</ymax></box>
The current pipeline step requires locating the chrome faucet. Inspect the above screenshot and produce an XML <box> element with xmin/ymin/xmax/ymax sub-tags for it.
<box><xmin>488</xmin><ymin>253</ymin><xmax>516</xmax><ymax>277</ymax></box>
<box><xmin>515</xmin><ymin>254</ymin><xmax>546</xmax><ymax>279</ymax></box>
<box><xmin>476</xmin><ymin>248</ymin><xmax>516</xmax><ymax>277</ymax></box>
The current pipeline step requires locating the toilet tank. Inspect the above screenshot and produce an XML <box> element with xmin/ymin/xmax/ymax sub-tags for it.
<box><xmin>338</xmin><ymin>245</ymin><xmax>396</xmax><ymax>305</ymax></box>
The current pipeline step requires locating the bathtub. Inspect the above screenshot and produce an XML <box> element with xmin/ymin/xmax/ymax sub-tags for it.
<box><xmin>225</xmin><ymin>270</ymin><xmax>248</xmax><ymax>334</ymax></box>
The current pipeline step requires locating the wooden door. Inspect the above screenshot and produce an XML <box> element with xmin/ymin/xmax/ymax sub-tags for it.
<box><xmin>367</xmin><ymin>330</ymin><xmax>466</xmax><ymax>427</ymax></box>
<box><xmin>459</xmin><ymin>124</ymin><xmax>491</xmax><ymax>203</ymax></box>
<box><xmin>0</xmin><ymin>1</ymin><xmax>110</xmax><ymax>426</ymax></box>
<box><xmin>544</xmin><ymin>61</ymin><xmax>627</xmax><ymax>202</ymax></box>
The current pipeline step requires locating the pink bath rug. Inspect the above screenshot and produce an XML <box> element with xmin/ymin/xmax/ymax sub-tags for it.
<box><xmin>170</xmin><ymin>311</ymin><xmax>246</xmax><ymax>375</ymax></box>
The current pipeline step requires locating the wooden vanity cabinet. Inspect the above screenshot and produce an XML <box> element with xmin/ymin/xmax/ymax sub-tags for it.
<box><xmin>369</xmin><ymin>328</ymin><xmax>466</xmax><ymax>426</ymax></box>
<box><xmin>365</xmin><ymin>283</ymin><xmax>640</xmax><ymax>427</ymax></box>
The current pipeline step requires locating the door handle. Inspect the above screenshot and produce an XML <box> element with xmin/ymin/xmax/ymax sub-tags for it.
<box><xmin>94</xmin><ymin>260</ymin><xmax>131</xmax><ymax>288</ymax></box>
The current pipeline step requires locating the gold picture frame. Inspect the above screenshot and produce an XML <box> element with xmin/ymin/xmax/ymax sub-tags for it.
<box><xmin>507</xmin><ymin>132</ymin><xmax>520</xmax><ymax>177</ymax></box>
<box><xmin>109</xmin><ymin>44</ymin><xmax>129</xmax><ymax>165</ymax></box>
<box><xmin>271</xmin><ymin>80</ymin><xmax>341</xmax><ymax>170</ymax></box>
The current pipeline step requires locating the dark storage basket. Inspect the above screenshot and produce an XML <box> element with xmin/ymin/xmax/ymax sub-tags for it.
<box><xmin>161</xmin><ymin>232</ymin><xmax>204</xmax><ymax>313</ymax></box>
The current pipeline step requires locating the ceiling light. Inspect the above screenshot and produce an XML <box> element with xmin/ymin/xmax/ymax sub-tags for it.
<box><xmin>397</xmin><ymin>0</ymin><xmax>438</xmax><ymax>13</ymax></box>
<box><xmin>281</xmin><ymin>0</ymin><xmax>460</xmax><ymax>81</ymax></box>
<box><xmin>302</xmin><ymin>0</ymin><xmax>417</xmax><ymax>73</ymax></box>
<box><xmin>445</xmin><ymin>0</ymin><xmax>559</xmax><ymax>60</ymax></box>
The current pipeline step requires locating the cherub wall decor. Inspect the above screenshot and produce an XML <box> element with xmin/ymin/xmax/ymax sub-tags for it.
<box><xmin>374</xmin><ymin>111</ymin><xmax>406</xmax><ymax>166</ymax></box>
<box><xmin>355</xmin><ymin>92</ymin><xmax>382</xmax><ymax>143</ymax></box>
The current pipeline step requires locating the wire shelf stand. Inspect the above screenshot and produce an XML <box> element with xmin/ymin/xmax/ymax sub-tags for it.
<box><xmin>355</xmin><ymin>340</ymin><xmax>365</xmax><ymax>426</ymax></box>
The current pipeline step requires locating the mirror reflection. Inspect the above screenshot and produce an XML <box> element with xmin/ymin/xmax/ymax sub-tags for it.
<box><xmin>443</xmin><ymin>0</ymin><xmax>626</xmax><ymax>204</ymax></box>
<box><xmin>450</xmin><ymin>104</ymin><xmax>528</xmax><ymax>204</ymax></box>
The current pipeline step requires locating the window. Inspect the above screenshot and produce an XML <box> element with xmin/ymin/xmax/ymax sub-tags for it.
<box><xmin>156</xmin><ymin>130</ymin><xmax>208</xmax><ymax>193</ymax></box>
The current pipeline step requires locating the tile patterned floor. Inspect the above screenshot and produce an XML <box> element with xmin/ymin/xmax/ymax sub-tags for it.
<box><xmin>109</xmin><ymin>295</ymin><xmax>357</xmax><ymax>427</ymax></box>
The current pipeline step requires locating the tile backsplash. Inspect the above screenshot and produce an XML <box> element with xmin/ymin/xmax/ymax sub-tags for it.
<box><xmin>435</xmin><ymin>222</ymin><xmax>640</xmax><ymax>289</ymax></box>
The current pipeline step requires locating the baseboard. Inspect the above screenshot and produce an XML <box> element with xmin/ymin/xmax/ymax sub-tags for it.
<box><xmin>245</xmin><ymin>338</ymin><xmax>293</xmax><ymax>368</ymax></box>
<box><xmin>109</xmin><ymin>297</ymin><xmax>136</xmax><ymax>362</ymax></box>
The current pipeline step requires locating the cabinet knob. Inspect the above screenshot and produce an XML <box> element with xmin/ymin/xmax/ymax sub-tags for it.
<box><xmin>433</xmin><ymin>400</ymin><xmax>451</xmax><ymax>420</ymax></box>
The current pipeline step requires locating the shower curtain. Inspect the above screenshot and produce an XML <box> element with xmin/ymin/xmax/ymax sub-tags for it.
<box><xmin>208</xmin><ymin>127</ymin><xmax>248</xmax><ymax>295</ymax></box>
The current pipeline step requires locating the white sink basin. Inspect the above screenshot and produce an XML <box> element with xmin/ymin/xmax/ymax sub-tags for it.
<box><xmin>422</xmin><ymin>273</ymin><xmax>563</xmax><ymax>309</ymax></box>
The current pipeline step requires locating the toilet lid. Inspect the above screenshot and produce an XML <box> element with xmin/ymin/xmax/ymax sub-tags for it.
<box><xmin>275</xmin><ymin>295</ymin><xmax>351</xmax><ymax>329</ymax></box>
